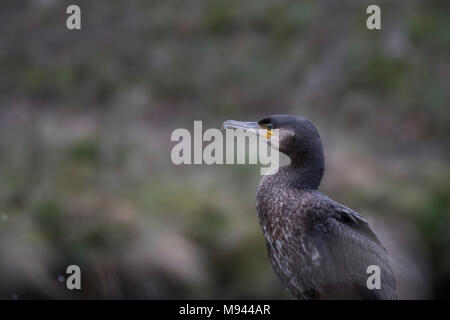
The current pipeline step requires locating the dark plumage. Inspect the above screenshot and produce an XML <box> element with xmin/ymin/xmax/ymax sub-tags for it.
<box><xmin>224</xmin><ymin>115</ymin><xmax>397</xmax><ymax>300</ymax></box>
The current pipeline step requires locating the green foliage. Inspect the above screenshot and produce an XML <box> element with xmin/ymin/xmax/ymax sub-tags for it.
<box><xmin>69</xmin><ymin>138</ymin><xmax>100</xmax><ymax>164</ymax></box>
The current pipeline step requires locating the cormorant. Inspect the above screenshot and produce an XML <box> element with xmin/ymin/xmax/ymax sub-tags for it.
<box><xmin>223</xmin><ymin>115</ymin><xmax>397</xmax><ymax>300</ymax></box>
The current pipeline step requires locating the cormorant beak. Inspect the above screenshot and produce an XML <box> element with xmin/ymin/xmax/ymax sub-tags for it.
<box><xmin>223</xmin><ymin>120</ymin><xmax>259</xmax><ymax>132</ymax></box>
<box><xmin>223</xmin><ymin>120</ymin><xmax>277</xmax><ymax>142</ymax></box>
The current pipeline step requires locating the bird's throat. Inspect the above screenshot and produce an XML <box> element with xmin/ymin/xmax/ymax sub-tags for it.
<box><xmin>274</xmin><ymin>150</ymin><xmax>324</xmax><ymax>190</ymax></box>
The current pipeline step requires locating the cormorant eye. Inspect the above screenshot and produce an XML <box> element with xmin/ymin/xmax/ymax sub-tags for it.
<box><xmin>258</xmin><ymin>122</ymin><xmax>273</xmax><ymax>129</ymax></box>
<box><xmin>259</xmin><ymin>123</ymin><xmax>273</xmax><ymax>139</ymax></box>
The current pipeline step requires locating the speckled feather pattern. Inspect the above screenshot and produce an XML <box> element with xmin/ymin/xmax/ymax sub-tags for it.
<box><xmin>257</xmin><ymin>166</ymin><xmax>397</xmax><ymax>300</ymax></box>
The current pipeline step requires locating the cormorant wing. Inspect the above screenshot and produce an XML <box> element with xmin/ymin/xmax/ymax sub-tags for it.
<box><xmin>304</xmin><ymin>194</ymin><xmax>397</xmax><ymax>299</ymax></box>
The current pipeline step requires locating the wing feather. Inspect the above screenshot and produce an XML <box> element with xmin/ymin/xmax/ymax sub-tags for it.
<box><xmin>302</xmin><ymin>195</ymin><xmax>397</xmax><ymax>299</ymax></box>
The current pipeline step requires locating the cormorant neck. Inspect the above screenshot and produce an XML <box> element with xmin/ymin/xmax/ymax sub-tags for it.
<box><xmin>283</xmin><ymin>151</ymin><xmax>324</xmax><ymax>190</ymax></box>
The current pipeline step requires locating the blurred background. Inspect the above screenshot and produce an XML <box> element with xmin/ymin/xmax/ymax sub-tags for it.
<box><xmin>0</xmin><ymin>0</ymin><xmax>449</xmax><ymax>299</ymax></box>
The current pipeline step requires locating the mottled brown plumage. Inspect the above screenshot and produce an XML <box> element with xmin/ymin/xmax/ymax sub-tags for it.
<box><xmin>257</xmin><ymin>168</ymin><xmax>396</xmax><ymax>299</ymax></box>
<box><xmin>226</xmin><ymin>114</ymin><xmax>397</xmax><ymax>300</ymax></box>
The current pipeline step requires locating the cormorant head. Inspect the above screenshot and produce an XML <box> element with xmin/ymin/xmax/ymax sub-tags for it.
<box><xmin>223</xmin><ymin>114</ymin><xmax>324</xmax><ymax>165</ymax></box>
